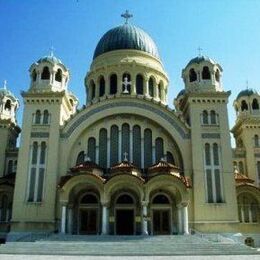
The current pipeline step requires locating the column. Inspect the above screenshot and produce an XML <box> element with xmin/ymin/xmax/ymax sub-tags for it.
<box><xmin>142</xmin><ymin>201</ymin><xmax>149</xmax><ymax>235</ymax></box>
<box><xmin>118</xmin><ymin>127</ymin><xmax>122</xmax><ymax>162</ymax></box>
<box><xmin>67</xmin><ymin>207</ymin><xmax>73</xmax><ymax>234</ymax></box>
<box><xmin>144</xmin><ymin>78</ymin><xmax>148</xmax><ymax>96</ymax></box>
<box><xmin>107</xmin><ymin>138</ymin><xmax>111</xmax><ymax>168</ymax></box>
<box><xmin>117</xmin><ymin>73</ymin><xmax>122</xmax><ymax>95</ymax></box>
<box><xmin>95</xmin><ymin>146</ymin><xmax>99</xmax><ymax>165</ymax></box>
<box><xmin>154</xmin><ymin>83</ymin><xmax>159</xmax><ymax>100</ymax></box>
<box><xmin>61</xmin><ymin>204</ymin><xmax>67</xmax><ymax>234</ymax></box>
<box><xmin>152</xmin><ymin>146</ymin><xmax>156</xmax><ymax>164</ymax></box>
<box><xmin>131</xmin><ymin>75</ymin><xmax>136</xmax><ymax>96</ymax></box>
<box><xmin>105</xmin><ymin>75</ymin><xmax>109</xmax><ymax>96</ymax></box>
<box><xmin>129</xmin><ymin>129</ymin><xmax>133</xmax><ymax>163</ymax></box>
<box><xmin>101</xmin><ymin>204</ymin><xmax>109</xmax><ymax>235</ymax></box>
<box><xmin>183</xmin><ymin>205</ymin><xmax>189</xmax><ymax>235</ymax></box>
<box><xmin>177</xmin><ymin>206</ymin><xmax>183</xmax><ymax>234</ymax></box>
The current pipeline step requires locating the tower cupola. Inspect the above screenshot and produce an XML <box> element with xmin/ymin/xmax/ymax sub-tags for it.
<box><xmin>182</xmin><ymin>55</ymin><xmax>223</xmax><ymax>93</ymax></box>
<box><xmin>29</xmin><ymin>53</ymin><xmax>70</xmax><ymax>93</ymax></box>
<box><xmin>0</xmin><ymin>81</ymin><xmax>19</xmax><ymax>124</ymax></box>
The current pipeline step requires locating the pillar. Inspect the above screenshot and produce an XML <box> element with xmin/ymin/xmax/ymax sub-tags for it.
<box><xmin>144</xmin><ymin>78</ymin><xmax>148</xmax><ymax>96</ymax></box>
<box><xmin>183</xmin><ymin>205</ymin><xmax>189</xmax><ymax>235</ymax></box>
<box><xmin>152</xmin><ymin>146</ymin><xmax>156</xmax><ymax>164</ymax></box>
<box><xmin>96</xmin><ymin>146</ymin><xmax>99</xmax><ymax>165</ymax></box>
<box><xmin>142</xmin><ymin>201</ymin><xmax>149</xmax><ymax>235</ymax></box>
<box><xmin>154</xmin><ymin>83</ymin><xmax>159</xmax><ymax>100</ymax></box>
<box><xmin>131</xmin><ymin>75</ymin><xmax>136</xmax><ymax>95</ymax></box>
<box><xmin>61</xmin><ymin>205</ymin><xmax>67</xmax><ymax>234</ymax></box>
<box><xmin>67</xmin><ymin>207</ymin><xmax>73</xmax><ymax>234</ymax></box>
<box><xmin>107</xmin><ymin>138</ymin><xmax>111</xmax><ymax>168</ymax></box>
<box><xmin>130</xmin><ymin>129</ymin><xmax>133</xmax><ymax>163</ymax></box>
<box><xmin>101</xmin><ymin>204</ymin><xmax>109</xmax><ymax>235</ymax></box>
<box><xmin>177</xmin><ymin>206</ymin><xmax>183</xmax><ymax>235</ymax></box>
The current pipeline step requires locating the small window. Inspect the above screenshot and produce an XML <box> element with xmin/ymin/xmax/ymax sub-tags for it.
<box><xmin>41</xmin><ymin>66</ymin><xmax>50</xmax><ymax>80</ymax></box>
<box><xmin>32</xmin><ymin>69</ymin><xmax>37</xmax><ymax>82</ymax></box>
<box><xmin>40</xmin><ymin>142</ymin><xmax>46</xmax><ymax>164</ymax></box>
<box><xmin>43</xmin><ymin>110</ymin><xmax>49</xmax><ymax>124</ymax></box>
<box><xmin>35</xmin><ymin>110</ymin><xmax>41</xmax><ymax>124</ymax></box>
<box><xmin>55</xmin><ymin>69</ymin><xmax>62</xmax><ymax>82</ymax></box>
<box><xmin>116</xmin><ymin>194</ymin><xmax>134</xmax><ymax>204</ymax></box>
<box><xmin>202</xmin><ymin>110</ymin><xmax>208</xmax><ymax>124</ymax></box>
<box><xmin>136</xmin><ymin>74</ymin><xmax>144</xmax><ymax>95</ymax></box>
<box><xmin>152</xmin><ymin>194</ymin><xmax>170</xmax><ymax>204</ymax></box>
<box><xmin>254</xmin><ymin>135</ymin><xmax>259</xmax><ymax>147</ymax></box>
<box><xmin>4</xmin><ymin>100</ymin><xmax>11</xmax><ymax>111</ymax></box>
<box><xmin>215</xmin><ymin>69</ymin><xmax>220</xmax><ymax>82</ymax></box>
<box><xmin>205</xmin><ymin>143</ymin><xmax>211</xmax><ymax>166</ymax></box>
<box><xmin>202</xmin><ymin>66</ymin><xmax>211</xmax><ymax>80</ymax></box>
<box><xmin>210</xmin><ymin>110</ymin><xmax>217</xmax><ymax>124</ymax></box>
<box><xmin>241</xmin><ymin>100</ymin><xmax>248</xmax><ymax>111</ymax></box>
<box><xmin>110</xmin><ymin>74</ymin><xmax>117</xmax><ymax>94</ymax></box>
<box><xmin>252</xmin><ymin>99</ymin><xmax>259</xmax><ymax>110</ymax></box>
<box><xmin>99</xmin><ymin>76</ymin><xmax>105</xmax><ymax>97</ymax></box>
<box><xmin>90</xmin><ymin>80</ymin><xmax>95</xmax><ymax>100</ymax></box>
<box><xmin>189</xmin><ymin>68</ymin><xmax>197</xmax><ymax>82</ymax></box>
<box><xmin>148</xmin><ymin>77</ymin><xmax>154</xmax><ymax>97</ymax></box>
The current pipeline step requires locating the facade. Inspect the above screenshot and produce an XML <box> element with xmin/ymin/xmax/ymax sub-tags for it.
<box><xmin>0</xmin><ymin>18</ymin><xmax>259</xmax><ymax>241</ymax></box>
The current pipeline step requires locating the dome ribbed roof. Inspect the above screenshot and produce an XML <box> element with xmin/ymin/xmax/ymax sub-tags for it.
<box><xmin>236</xmin><ymin>89</ymin><xmax>258</xmax><ymax>99</ymax></box>
<box><xmin>93</xmin><ymin>24</ymin><xmax>160</xmax><ymax>60</ymax></box>
<box><xmin>37</xmin><ymin>55</ymin><xmax>63</xmax><ymax>65</ymax></box>
<box><xmin>0</xmin><ymin>88</ymin><xmax>17</xmax><ymax>102</ymax></box>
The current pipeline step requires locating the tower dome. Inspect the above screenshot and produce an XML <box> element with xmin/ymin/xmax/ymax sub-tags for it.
<box><xmin>93</xmin><ymin>23</ymin><xmax>160</xmax><ymax>60</ymax></box>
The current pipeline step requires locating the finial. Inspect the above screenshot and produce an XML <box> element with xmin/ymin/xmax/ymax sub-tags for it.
<box><xmin>197</xmin><ymin>47</ymin><xmax>203</xmax><ymax>57</ymax></box>
<box><xmin>3</xmin><ymin>80</ymin><xmax>7</xmax><ymax>90</ymax></box>
<box><xmin>121</xmin><ymin>10</ymin><xmax>133</xmax><ymax>24</ymax></box>
<box><xmin>123</xmin><ymin>152</ymin><xmax>128</xmax><ymax>162</ymax></box>
<box><xmin>246</xmin><ymin>80</ymin><xmax>249</xmax><ymax>90</ymax></box>
<box><xmin>49</xmin><ymin>46</ymin><xmax>55</xmax><ymax>57</ymax></box>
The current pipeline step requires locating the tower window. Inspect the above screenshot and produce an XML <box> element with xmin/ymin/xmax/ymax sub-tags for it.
<box><xmin>148</xmin><ymin>77</ymin><xmax>154</xmax><ymax>97</ymax></box>
<box><xmin>215</xmin><ymin>69</ymin><xmax>220</xmax><ymax>82</ymax></box>
<box><xmin>210</xmin><ymin>110</ymin><xmax>217</xmax><ymax>124</ymax></box>
<box><xmin>35</xmin><ymin>110</ymin><xmax>41</xmax><ymax>124</ymax></box>
<box><xmin>110</xmin><ymin>74</ymin><xmax>117</xmax><ymax>95</ymax></box>
<box><xmin>4</xmin><ymin>100</ymin><xmax>11</xmax><ymax>111</ymax></box>
<box><xmin>189</xmin><ymin>68</ymin><xmax>197</xmax><ymax>82</ymax></box>
<box><xmin>43</xmin><ymin>110</ymin><xmax>49</xmax><ymax>124</ymax></box>
<box><xmin>254</xmin><ymin>135</ymin><xmax>259</xmax><ymax>147</ymax></box>
<box><xmin>202</xmin><ymin>66</ymin><xmax>211</xmax><ymax>80</ymax></box>
<box><xmin>252</xmin><ymin>99</ymin><xmax>259</xmax><ymax>110</ymax></box>
<box><xmin>55</xmin><ymin>69</ymin><xmax>62</xmax><ymax>82</ymax></box>
<box><xmin>241</xmin><ymin>100</ymin><xmax>248</xmax><ymax>111</ymax></box>
<box><xmin>136</xmin><ymin>74</ymin><xmax>143</xmax><ymax>95</ymax></box>
<box><xmin>32</xmin><ymin>69</ymin><xmax>37</xmax><ymax>82</ymax></box>
<box><xmin>202</xmin><ymin>110</ymin><xmax>209</xmax><ymax>124</ymax></box>
<box><xmin>41</xmin><ymin>66</ymin><xmax>50</xmax><ymax>80</ymax></box>
<box><xmin>90</xmin><ymin>80</ymin><xmax>95</xmax><ymax>100</ymax></box>
<box><xmin>99</xmin><ymin>76</ymin><xmax>105</xmax><ymax>97</ymax></box>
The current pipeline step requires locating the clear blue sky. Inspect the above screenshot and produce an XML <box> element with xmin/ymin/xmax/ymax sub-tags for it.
<box><xmin>1</xmin><ymin>0</ymin><xmax>260</xmax><ymax>137</ymax></box>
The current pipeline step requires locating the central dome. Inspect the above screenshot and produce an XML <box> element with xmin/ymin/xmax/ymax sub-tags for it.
<box><xmin>93</xmin><ymin>24</ymin><xmax>160</xmax><ymax>60</ymax></box>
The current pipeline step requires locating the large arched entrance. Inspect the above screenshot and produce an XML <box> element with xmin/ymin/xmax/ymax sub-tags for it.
<box><xmin>78</xmin><ymin>192</ymin><xmax>100</xmax><ymax>234</ymax></box>
<box><xmin>115</xmin><ymin>193</ymin><xmax>136</xmax><ymax>235</ymax></box>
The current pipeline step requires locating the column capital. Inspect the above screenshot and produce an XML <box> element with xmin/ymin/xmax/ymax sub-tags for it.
<box><xmin>141</xmin><ymin>200</ymin><xmax>149</xmax><ymax>207</ymax></box>
<box><xmin>101</xmin><ymin>200</ymin><xmax>110</xmax><ymax>207</ymax></box>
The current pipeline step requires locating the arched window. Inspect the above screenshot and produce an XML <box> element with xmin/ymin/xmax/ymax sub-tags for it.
<box><xmin>254</xmin><ymin>135</ymin><xmax>259</xmax><ymax>147</ymax></box>
<box><xmin>99</xmin><ymin>76</ymin><xmax>105</xmax><ymax>97</ymax></box>
<box><xmin>87</xmin><ymin>137</ymin><xmax>96</xmax><ymax>162</ymax></box>
<box><xmin>35</xmin><ymin>110</ymin><xmax>41</xmax><ymax>124</ymax></box>
<box><xmin>81</xmin><ymin>194</ymin><xmax>98</xmax><ymax>204</ymax></box>
<box><xmin>238</xmin><ymin>161</ymin><xmax>244</xmax><ymax>175</ymax></box>
<box><xmin>215</xmin><ymin>69</ymin><xmax>220</xmax><ymax>82</ymax></box>
<box><xmin>252</xmin><ymin>99</ymin><xmax>259</xmax><ymax>110</ymax></box>
<box><xmin>133</xmin><ymin>125</ymin><xmax>141</xmax><ymax>168</ymax></box>
<box><xmin>152</xmin><ymin>194</ymin><xmax>169</xmax><ymax>204</ymax></box>
<box><xmin>205</xmin><ymin>143</ymin><xmax>211</xmax><ymax>166</ymax></box>
<box><xmin>202</xmin><ymin>66</ymin><xmax>211</xmax><ymax>80</ymax></box>
<box><xmin>43</xmin><ymin>110</ymin><xmax>49</xmax><ymax>124</ymax></box>
<box><xmin>76</xmin><ymin>151</ymin><xmax>85</xmax><ymax>165</ymax></box>
<box><xmin>148</xmin><ymin>77</ymin><xmax>154</xmax><ymax>97</ymax></box>
<box><xmin>210</xmin><ymin>110</ymin><xmax>217</xmax><ymax>124</ymax></box>
<box><xmin>121</xmin><ymin>123</ymin><xmax>130</xmax><ymax>161</ymax></box>
<box><xmin>202</xmin><ymin>110</ymin><xmax>208</xmax><ymax>124</ymax></box>
<box><xmin>136</xmin><ymin>74</ymin><xmax>143</xmax><ymax>95</ymax></box>
<box><xmin>158</xmin><ymin>82</ymin><xmax>163</xmax><ymax>100</ymax></box>
<box><xmin>40</xmin><ymin>142</ymin><xmax>46</xmax><ymax>164</ymax></box>
<box><xmin>213</xmin><ymin>143</ymin><xmax>219</xmax><ymax>166</ymax></box>
<box><xmin>32</xmin><ymin>69</ymin><xmax>37</xmax><ymax>82</ymax></box>
<box><xmin>41</xmin><ymin>66</ymin><xmax>50</xmax><ymax>80</ymax></box>
<box><xmin>241</xmin><ymin>100</ymin><xmax>248</xmax><ymax>111</ymax></box>
<box><xmin>110</xmin><ymin>125</ymin><xmax>119</xmax><ymax>166</ymax></box>
<box><xmin>32</xmin><ymin>141</ymin><xmax>38</xmax><ymax>164</ymax></box>
<box><xmin>99</xmin><ymin>128</ymin><xmax>107</xmax><ymax>168</ymax></box>
<box><xmin>116</xmin><ymin>194</ymin><xmax>134</xmax><ymax>204</ymax></box>
<box><xmin>0</xmin><ymin>195</ymin><xmax>8</xmax><ymax>222</ymax></box>
<box><xmin>4</xmin><ymin>100</ymin><xmax>11</xmax><ymax>111</ymax></box>
<box><xmin>155</xmin><ymin>137</ymin><xmax>164</xmax><ymax>163</ymax></box>
<box><xmin>90</xmin><ymin>80</ymin><xmax>95</xmax><ymax>100</ymax></box>
<box><xmin>55</xmin><ymin>69</ymin><xmax>62</xmax><ymax>82</ymax></box>
<box><xmin>144</xmin><ymin>129</ymin><xmax>152</xmax><ymax>168</ymax></box>
<box><xmin>7</xmin><ymin>160</ymin><xmax>13</xmax><ymax>174</ymax></box>
<box><xmin>110</xmin><ymin>74</ymin><xmax>117</xmax><ymax>94</ymax></box>
<box><xmin>189</xmin><ymin>68</ymin><xmax>197</xmax><ymax>82</ymax></box>
<box><xmin>122</xmin><ymin>73</ymin><xmax>131</xmax><ymax>93</ymax></box>
<box><xmin>238</xmin><ymin>194</ymin><xmax>258</xmax><ymax>223</ymax></box>
<box><xmin>166</xmin><ymin>151</ymin><xmax>175</xmax><ymax>165</ymax></box>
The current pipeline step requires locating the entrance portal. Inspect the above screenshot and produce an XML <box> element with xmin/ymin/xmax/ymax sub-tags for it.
<box><xmin>153</xmin><ymin>209</ymin><xmax>170</xmax><ymax>235</ymax></box>
<box><xmin>116</xmin><ymin>209</ymin><xmax>134</xmax><ymax>235</ymax></box>
<box><xmin>79</xmin><ymin>208</ymin><xmax>98</xmax><ymax>234</ymax></box>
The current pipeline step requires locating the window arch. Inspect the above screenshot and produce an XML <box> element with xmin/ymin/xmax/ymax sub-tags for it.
<box><xmin>122</xmin><ymin>73</ymin><xmax>131</xmax><ymax>93</ymax></box>
<box><xmin>152</xmin><ymin>194</ymin><xmax>170</xmax><ymax>204</ymax></box>
<box><xmin>43</xmin><ymin>110</ymin><xmax>49</xmax><ymax>124</ymax></box>
<box><xmin>241</xmin><ymin>100</ymin><xmax>248</xmax><ymax>111</ymax></box>
<box><xmin>76</xmin><ymin>151</ymin><xmax>85</xmax><ymax>165</ymax></box>
<box><xmin>99</xmin><ymin>76</ymin><xmax>105</xmax><ymax>97</ymax></box>
<box><xmin>110</xmin><ymin>125</ymin><xmax>119</xmax><ymax>166</ymax></box>
<box><xmin>32</xmin><ymin>69</ymin><xmax>37</xmax><ymax>82</ymax></box>
<box><xmin>87</xmin><ymin>137</ymin><xmax>96</xmax><ymax>162</ymax></box>
<box><xmin>4</xmin><ymin>100</ymin><xmax>11</xmax><ymax>111</ymax></box>
<box><xmin>155</xmin><ymin>137</ymin><xmax>164</xmax><ymax>162</ymax></box>
<box><xmin>189</xmin><ymin>68</ymin><xmax>197</xmax><ymax>82</ymax></box>
<box><xmin>55</xmin><ymin>69</ymin><xmax>62</xmax><ymax>82</ymax></box>
<box><xmin>90</xmin><ymin>80</ymin><xmax>95</xmax><ymax>100</ymax></box>
<box><xmin>215</xmin><ymin>69</ymin><xmax>220</xmax><ymax>82</ymax></box>
<box><xmin>210</xmin><ymin>110</ymin><xmax>217</xmax><ymax>124</ymax></box>
<box><xmin>99</xmin><ymin>128</ymin><xmax>107</xmax><ymax>168</ymax></box>
<box><xmin>136</xmin><ymin>74</ymin><xmax>143</xmax><ymax>95</ymax></box>
<box><xmin>148</xmin><ymin>77</ymin><xmax>154</xmax><ymax>97</ymax></box>
<box><xmin>252</xmin><ymin>99</ymin><xmax>259</xmax><ymax>110</ymax></box>
<box><xmin>202</xmin><ymin>110</ymin><xmax>209</xmax><ymax>124</ymax></box>
<box><xmin>41</xmin><ymin>66</ymin><xmax>50</xmax><ymax>80</ymax></box>
<box><xmin>254</xmin><ymin>135</ymin><xmax>259</xmax><ymax>147</ymax></box>
<box><xmin>202</xmin><ymin>66</ymin><xmax>211</xmax><ymax>80</ymax></box>
<box><xmin>110</xmin><ymin>74</ymin><xmax>117</xmax><ymax>94</ymax></box>
<box><xmin>40</xmin><ymin>142</ymin><xmax>47</xmax><ymax>165</ymax></box>
<box><xmin>116</xmin><ymin>194</ymin><xmax>134</xmax><ymax>204</ymax></box>
<box><xmin>35</xmin><ymin>110</ymin><xmax>41</xmax><ymax>124</ymax></box>
<box><xmin>144</xmin><ymin>128</ymin><xmax>152</xmax><ymax>168</ymax></box>
<box><xmin>81</xmin><ymin>193</ymin><xmax>98</xmax><ymax>204</ymax></box>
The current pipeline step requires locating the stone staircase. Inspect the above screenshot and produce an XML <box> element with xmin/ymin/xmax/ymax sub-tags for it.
<box><xmin>0</xmin><ymin>234</ymin><xmax>259</xmax><ymax>256</ymax></box>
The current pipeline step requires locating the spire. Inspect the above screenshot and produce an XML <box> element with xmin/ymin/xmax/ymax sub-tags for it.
<box><xmin>3</xmin><ymin>80</ymin><xmax>7</xmax><ymax>90</ymax></box>
<box><xmin>121</xmin><ymin>10</ymin><xmax>133</xmax><ymax>24</ymax></box>
<box><xmin>49</xmin><ymin>46</ymin><xmax>55</xmax><ymax>57</ymax></box>
<box><xmin>197</xmin><ymin>47</ymin><xmax>203</xmax><ymax>57</ymax></box>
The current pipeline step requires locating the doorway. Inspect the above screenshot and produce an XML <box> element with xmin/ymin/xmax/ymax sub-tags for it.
<box><xmin>152</xmin><ymin>209</ymin><xmax>170</xmax><ymax>235</ymax></box>
<box><xmin>116</xmin><ymin>209</ymin><xmax>134</xmax><ymax>235</ymax></box>
<box><xmin>79</xmin><ymin>208</ymin><xmax>98</xmax><ymax>234</ymax></box>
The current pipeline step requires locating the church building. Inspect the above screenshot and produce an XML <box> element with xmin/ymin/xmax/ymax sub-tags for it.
<box><xmin>0</xmin><ymin>12</ymin><xmax>259</xmax><ymax>242</ymax></box>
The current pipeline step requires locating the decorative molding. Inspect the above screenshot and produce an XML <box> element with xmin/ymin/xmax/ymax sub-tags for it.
<box><xmin>31</xmin><ymin>132</ymin><xmax>49</xmax><ymax>138</ymax></box>
<box><xmin>61</xmin><ymin>101</ymin><xmax>190</xmax><ymax>139</ymax></box>
<box><xmin>201</xmin><ymin>133</ymin><xmax>220</xmax><ymax>139</ymax></box>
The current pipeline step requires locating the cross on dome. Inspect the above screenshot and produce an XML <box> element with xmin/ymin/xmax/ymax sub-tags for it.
<box><xmin>121</xmin><ymin>10</ymin><xmax>133</xmax><ymax>24</ymax></box>
<box><xmin>3</xmin><ymin>80</ymin><xmax>7</xmax><ymax>89</ymax></box>
<box><xmin>49</xmin><ymin>46</ymin><xmax>55</xmax><ymax>57</ymax></box>
<box><xmin>197</xmin><ymin>47</ymin><xmax>203</xmax><ymax>57</ymax></box>
<box><xmin>122</xmin><ymin>77</ymin><xmax>131</xmax><ymax>94</ymax></box>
